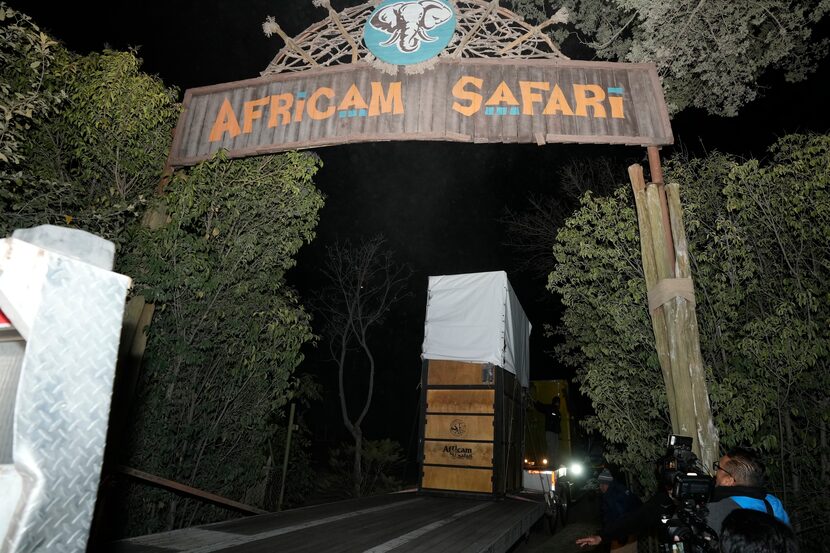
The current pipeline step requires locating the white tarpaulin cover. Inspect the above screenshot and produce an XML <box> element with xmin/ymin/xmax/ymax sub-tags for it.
<box><xmin>422</xmin><ymin>271</ymin><xmax>531</xmax><ymax>387</ymax></box>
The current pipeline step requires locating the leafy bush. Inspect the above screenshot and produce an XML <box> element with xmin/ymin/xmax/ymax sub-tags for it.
<box><xmin>549</xmin><ymin>134</ymin><xmax>830</xmax><ymax>548</ymax></box>
<box><xmin>322</xmin><ymin>439</ymin><xmax>405</xmax><ymax>499</ymax></box>
<box><xmin>119</xmin><ymin>150</ymin><xmax>325</xmax><ymax>534</ymax></box>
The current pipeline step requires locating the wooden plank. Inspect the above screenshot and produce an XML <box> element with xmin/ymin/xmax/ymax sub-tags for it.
<box><xmin>403</xmin><ymin>69</ymin><xmax>421</xmax><ymax>135</ymax></box>
<box><xmin>444</xmin><ymin>62</ymin><xmax>468</xmax><ymax>141</ymax></box>
<box><xmin>407</xmin><ymin>496</ymin><xmax>544</xmax><ymax>553</ymax></box>
<box><xmin>237</xmin><ymin>84</ymin><xmax>263</xmax><ymax>152</ymax></box>
<box><xmin>192</xmin><ymin>94</ymin><xmax>218</xmax><ymax>159</ymax></box>
<box><xmin>518</xmin><ymin>63</ymin><xmax>551</xmax><ymax>145</ymax></box>
<box><xmin>112</xmin><ymin>491</ymin><xmax>544</xmax><ymax>553</ymax></box>
<box><xmin>500</xmin><ymin>64</ymin><xmax>520</xmax><ymax>143</ymax></box>
<box><xmin>425</xmin><ymin>414</ymin><xmax>494</xmax><ymax>441</ymax></box>
<box><xmin>629</xmin><ymin>67</ymin><xmax>653</xmax><ymax>141</ymax></box>
<box><xmin>248</xmin><ymin>82</ymin><xmax>273</xmax><ymax>154</ymax></box>
<box><xmin>116</xmin><ymin>465</ymin><xmax>268</xmax><ymax>515</ymax></box>
<box><xmin>180</xmin><ymin>94</ymin><xmax>207</xmax><ymax>159</ymax></box>
<box><xmin>423</xmin><ymin>440</ymin><xmax>494</xmax><ymax>467</ymax></box>
<box><xmin>421</xmin><ymin>465</ymin><xmax>493</xmax><ymax>493</ymax></box>
<box><xmin>222</xmin><ymin>87</ymin><xmax>245</xmax><ymax>153</ymax></box>
<box><xmin>427</xmin><ymin>360</ymin><xmax>491</xmax><ymax>385</ymax></box>
<box><xmin>426</xmin><ymin>389</ymin><xmax>495</xmax><ymax>414</ymax></box>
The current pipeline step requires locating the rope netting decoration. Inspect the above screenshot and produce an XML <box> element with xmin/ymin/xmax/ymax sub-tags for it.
<box><xmin>261</xmin><ymin>0</ymin><xmax>569</xmax><ymax>76</ymax></box>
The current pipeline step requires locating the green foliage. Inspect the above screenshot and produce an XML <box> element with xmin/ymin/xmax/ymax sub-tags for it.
<box><xmin>61</xmin><ymin>50</ymin><xmax>179</xmax><ymax>213</ymax></box>
<box><xmin>4</xmin><ymin>5</ymin><xmax>326</xmax><ymax>537</ymax></box>
<box><xmin>324</xmin><ymin>439</ymin><xmax>405</xmax><ymax>498</ymax></box>
<box><xmin>0</xmin><ymin>3</ymin><xmax>64</xmax><ymax>166</ymax></box>
<box><xmin>510</xmin><ymin>0</ymin><xmax>830</xmax><ymax>116</ymax></box>
<box><xmin>549</xmin><ymin>187</ymin><xmax>667</xmax><ymax>491</ymax></box>
<box><xmin>120</xmin><ymin>150</ymin><xmax>324</xmax><ymax>534</ymax></box>
<box><xmin>0</xmin><ymin>44</ymin><xmax>179</xmax><ymax>247</ymax></box>
<box><xmin>549</xmin><ymin>134</ymin><xmax>830</xmax><ymax>545</ymax></box>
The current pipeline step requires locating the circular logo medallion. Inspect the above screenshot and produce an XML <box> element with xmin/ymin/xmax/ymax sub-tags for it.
<box><xmin>363</xmin><ymin>0</ymin><xmax>456</xmax><ymax>65</ymax></box>
<box><xmin>449</xmin><ymin>418</ymin><xmax>467</xmax><ymax>437</ymax></box>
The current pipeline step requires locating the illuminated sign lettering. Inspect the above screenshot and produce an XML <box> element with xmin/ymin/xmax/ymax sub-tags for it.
<box><xmin>170</xmin><ymin>59</ymin><xmax>672</xmax><ymax>167</ymax></box>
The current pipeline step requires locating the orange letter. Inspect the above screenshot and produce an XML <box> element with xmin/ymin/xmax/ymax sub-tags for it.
<box><xmin>369</xmin><ymin>81</ymin><xmax>404</xmax><ymax>115</ymax></box>
<box><xmin>519</xmin><ymin>81</ymin><xmax>549</xmax><ymax>115</ymax></box>
<box><xmin>542</xmin><ymin>85</ymin><xmax>574</xmax><ymax>116</ymax></box>
<box><xmin>485</xmin><ymin>81</ymin><xmax>520</xmax><ymax>107</ymax></box>
<box><xmin>451</xmin><ymin>76</ymin><xmax>483</xmax><ymax>116</ymax></box>
<box><xmin>294</xmin><ymin>98</ymin><xmax>306</xmax><ymax>122</ymax></box>
<box><xmin>208</xmin><ymin>98</ymin><xmax>241</xmax><ymax>142</ymax></box>
<box><xmin>242</xmin><ymin>97</ymin><xmax>269</xmax><ymax>133</ymax></box>
<box><xmin>268</xmin><ymin>93</ymin><xmax>293</xmax><ymax>127</ymax></box>
<box><xmin>338</xmin><ymin>84</ymin><xmax>369</xmax><ymax>112</ymax></box>
<box><xmin>308</xmin><ymin>87</ymin><xmax>336</xmax><ymax>120</ymax></box>
<box><xmin>609</xmin><ymin>96</ymin><xmax>625</xmax><ymax>119</ymax></box>
<box><xmin>573</xmin><ymin>84</ymin><xmax>606</xmax><ymax>117</ymax></box>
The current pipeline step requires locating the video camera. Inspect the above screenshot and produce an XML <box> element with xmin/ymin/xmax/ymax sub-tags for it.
<box><xmin>657</xmin><ymin>435</ymin><xmax>718</xmax><ymax>553</ymax></box>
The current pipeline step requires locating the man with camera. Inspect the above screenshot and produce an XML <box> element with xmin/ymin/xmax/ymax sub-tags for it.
<box><xmin>706</xmin><ymin>447</ymin><xmax>790</xmax><ymax>535</ymax></box>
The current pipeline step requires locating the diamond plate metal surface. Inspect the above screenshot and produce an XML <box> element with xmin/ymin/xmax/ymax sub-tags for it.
<box><xmin>2</xmin><ymin>251</ymin><xmax>129</xmax><ymax>553</ymax></box>
<box><xmin>0</xmin><ymin>341</ymin><xmax>25</xmax><ymax>465</ymax></box>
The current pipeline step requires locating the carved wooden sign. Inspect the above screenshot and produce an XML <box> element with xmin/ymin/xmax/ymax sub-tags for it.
<box><xmin>168</xmin><ymin>58</ymin><xmax>673</xmax><ymax>167</ymax></box>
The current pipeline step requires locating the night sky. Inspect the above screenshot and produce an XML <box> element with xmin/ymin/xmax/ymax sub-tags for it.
<box><xmin>11</xmin><ymin>1</ymin><xmax>830</xmax><ymax>461</ymax></box>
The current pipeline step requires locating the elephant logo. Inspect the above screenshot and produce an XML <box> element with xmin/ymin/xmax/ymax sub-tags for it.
<box><xmin>364</xmin><ymin>0</ymin><xmax>456</xmax><ymax>65</ymax></box>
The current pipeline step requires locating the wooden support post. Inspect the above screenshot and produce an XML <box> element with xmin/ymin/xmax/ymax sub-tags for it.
<box><xmin>665</xmin><ymin>183</ymin><xmax>719</xmax><ymax>468</ymax></box>
<box><xmin>630</xmin><ymin>155</ymin><xmax>720</xmax><ymax>465</ymax></box>
<box><xmin>278</xmin><ymin>402</ymin><xmax>296</xmax><ymax>512</ymax></box>
<box><xmin>629</xmin><ymin>165</ymin><xmax>678</xmax><ymax>430</ymax></box>
<box><xmin>647</xmin><ymin>146</ymin><xmax>675</xmax><ymax>274</ymax></box>
<box><xmin>645</xmin><ymin>181</ymin><xmax>697</xmax><ymax>440</ymax></box>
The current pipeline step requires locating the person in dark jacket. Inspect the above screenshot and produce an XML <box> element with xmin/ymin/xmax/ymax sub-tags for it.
<box><xmin>576</xmin><ymin>468</ymin><xmax>643</xmax><ymax>551</ymax></box>
<box><xmin>719</xmin><ymin>508</ymin><xmax>798</xmax><ymax>553</ymax></box>
<box><xmin>532</xmin><ymin>394</ymin><xmax>562</xmax><ymax>466</ymax></box>
<box><xmin>706</xmin><ymin>447</ymin><xmax>790</xmax><ymax>535</ymax></box>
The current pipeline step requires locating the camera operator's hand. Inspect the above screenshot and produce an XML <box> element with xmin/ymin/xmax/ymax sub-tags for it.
<box><xmin>575</xmin><ymin>535</ymin><xmax>602</xmax><ymax>548</ymax></box>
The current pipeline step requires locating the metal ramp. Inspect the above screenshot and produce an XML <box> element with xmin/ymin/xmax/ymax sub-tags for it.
<box><xmin>111</xmin><ymin>491</ymin><xmax>545</xmax><ymax>553</ymax></box>
<box><xmin>0</xmin><ymin>226</ymin><xmax>131</xmax><ymax>553</ymax></box>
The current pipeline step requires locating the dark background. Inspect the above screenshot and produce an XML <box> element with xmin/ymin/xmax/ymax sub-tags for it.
<box><xmin>11</xmin><ymin>0</ymin><xmax>830</xmax><ymax>471</ymax></box>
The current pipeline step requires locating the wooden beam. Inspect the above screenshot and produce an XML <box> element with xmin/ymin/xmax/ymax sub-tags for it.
<box><xmin>665</xmin><ymin>182</ymin><xmax>719</xmax><ymax>468</ymax></box>
<box><xmin>116</xmin><ymin>465</ymin><xmax>269</xmax><ymax>515</ymax></box>
<box><xmin>629</xmin><ymin>164</ymin><xmax>678</xmax><ymax>430</ymax></box>
<box><xmin>452</xmin><ymin>0</ymin><xmax>500</xmax><ymax>56</ymax></box>
<box><xmin>647</xmin><ymin>146</ymin><xmax>676</xmax><ymax>274</ymax></box>
<box><xmin>323</xmin><ymin>3</ymin><xmax>360</xmax><ymax>64</ymax></box>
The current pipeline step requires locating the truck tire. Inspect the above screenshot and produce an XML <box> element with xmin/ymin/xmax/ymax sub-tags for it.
<box><xmin>557</xmin><ymin>483</ymin><xmax>571</xmax><ymax>526</ymax></box>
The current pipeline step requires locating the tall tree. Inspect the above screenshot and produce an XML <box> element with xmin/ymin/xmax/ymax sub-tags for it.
<box><xmin>121</xmin><ymin>151</ymin><xmax>325</xmax><ymax>533</ymax></box>
<box><xmin>547</xmin><ymin>134</ymin><xmax>830</xmax><ymax>548</ymax></box>
<box><xmin>1</xmin><ymin>7</ymin><xmax>327</xmax><ymax>535</ymax></box>
<box><xmin>0</xmin><ymin>3</ymin><xmax>64</xmax><ymax>168</ymax></box>
<box><xmin>510</xmin><ymin>0</ymin><xmax>830</xmax><ymax>116</ymax></box>
<box><xmin>0</xmin><ymin>43</ymin><xmax>179</xmax><ymax>246</ymax></box>
<box><xmin>316</xmin><ymin>236</ymin><xmax>411</xmax><ymax>497</ymax></box>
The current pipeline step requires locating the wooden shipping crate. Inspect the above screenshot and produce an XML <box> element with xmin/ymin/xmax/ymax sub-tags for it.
<box><xmin>418</xmin><ymin>359</ymin><xmax>525</xmax><ymax>497</ymax></box>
